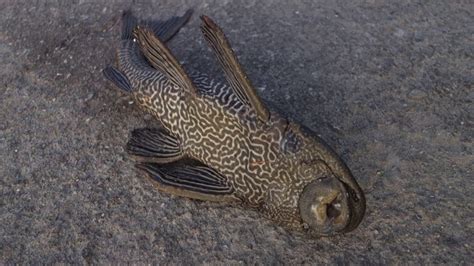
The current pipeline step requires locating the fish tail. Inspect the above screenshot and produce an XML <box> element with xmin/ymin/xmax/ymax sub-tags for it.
<box><xmin>146</xmin><ymin>9</ymin><xmax>193</xmax><ymax>43</ymax></box>
<box><xmin>121</xmin><ymin>10</ymin><xmax>138</xmax><ymax>40</ymax></box>
<box><xmin>121</xmin><ymin>9</ymin><xmax>193</xmax><ymax>43</ymax></box>
<box><xmin>105</xmin><ymin>10</ymin><xmax>194</xmax><ymax>92</ymax></box>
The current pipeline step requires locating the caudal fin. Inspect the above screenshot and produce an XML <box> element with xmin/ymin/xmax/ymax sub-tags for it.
<box><xmin>121</xmin><ymin>9</ymin><xmax>193</xmax><ymax>42</ymax></box>
<box><xmin>121</xmin><ymin>10</ymin><xmax>138</xmax><ymax>40</ymax></box>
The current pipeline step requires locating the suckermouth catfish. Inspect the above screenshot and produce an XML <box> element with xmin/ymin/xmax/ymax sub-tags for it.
<box><xmin>103</xmin><ymin>9</ymin><xmax>366</xmax><ymax>236</ymax></box>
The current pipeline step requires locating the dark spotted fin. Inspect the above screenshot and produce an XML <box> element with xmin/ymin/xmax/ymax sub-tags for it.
<box><xmin>133</xmin><ymin>26</ymin><xmax>198</xmax><ymax>96</ymax></box>
<box><xmin>122</xmin><ymin>9</ymin><xmax>193</xmax><ymax>42</ymax></box>
<box><xmin>136</xmin><ymin>162</ymin><xmax>237</xmax><ymax>202</ymax></box>
<box><xmin>103</xmin><ymin>66</ymin><xmax>133</xmax><ymax>92</ymax></box>
<box><xmin>126</xmin><ymin>128</ymin><xmax>183</xmax><ymax>163</ymax></box>
<box><xmin>200</xmin><ymin>15</ymin><xmax>270</xmax><ymax>122</ymax></box>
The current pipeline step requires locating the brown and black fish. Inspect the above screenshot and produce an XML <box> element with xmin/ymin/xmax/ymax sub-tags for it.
<box><xmin>103</xmin><ymin>9</ymin><xmax>365</xmax><ymax>236</ymax></box>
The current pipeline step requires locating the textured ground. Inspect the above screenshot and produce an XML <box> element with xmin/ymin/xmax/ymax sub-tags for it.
<box><xmin>0</xmin><ymin>0</ymin><xmax>472</xmax><ymax>264</ymax></box>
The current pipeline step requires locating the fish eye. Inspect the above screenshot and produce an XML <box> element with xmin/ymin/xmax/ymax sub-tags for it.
<box><xmin>280</xmin><ymin>128</ymin><xmax>301</xmax><ymax>154</ymax></box>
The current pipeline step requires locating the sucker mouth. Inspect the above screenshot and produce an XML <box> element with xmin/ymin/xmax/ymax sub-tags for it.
<box><xmin>310</xmin><ymin>190</ymin><xmax>347</xmax><ymax>229</ymax></box>
<box><xmin>299</xmin><ymin>176</ymin><xmax>364</xmax><ymax>236</ymax></box>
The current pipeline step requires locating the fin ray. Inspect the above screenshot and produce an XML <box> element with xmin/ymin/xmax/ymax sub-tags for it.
<box><xmin>136</xmin><ymin>162</ymin><xmax>237</xmax><ymax>202</ymax></box>
<box><xmin>143</xmin><ymin>9</ymin><xmax>193</xmax><ymax>42</ymax></box>
<box><xmin>103</xmin><ymin>66</ymin><xmax>132</xmax><ymax>92</ymax></box>
<box><xmin>121</xmin><ymin>10</ymin><xmax>138</xmax><ymax>40</ymax></box>
<box><xmin>200</xmin><ymin>15</ymin><xmax>270</xmax><ymax>121</ymax></box>
<box><xmin>133</xmin><ymin>26</ymin><xmax>198</xmax><ymax>96</ymax></box>
<box><xmin>126</xmin><ymin>128</ymin><xmax>183</xmax><ymax>163</ymax></box>
<box><xmin>121</xmin><ymin>9</ymin><xmax>192</xmax><ymax>42</ymax></box>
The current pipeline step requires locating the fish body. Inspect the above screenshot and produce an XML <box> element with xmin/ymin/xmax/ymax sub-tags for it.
<box><xmin>103</xmin><ymin>10</ymin><xmax>365</xmax><ymax>236</ymax></box>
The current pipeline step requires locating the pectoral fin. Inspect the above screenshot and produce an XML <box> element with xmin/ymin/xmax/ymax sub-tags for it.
<box><xmin>133</xmin><ymin>26</ymin><xmax>198</xmax><ymax>96</ymax></box>
<box><xmin>126</xmin><ymin>127</ymin><xmax>183</xmax><ymax>163</ymax></box>
<box><xmin>200</xmin><ymin>15</ymin><xmax>270</xmax><ymax>122</ymax></box>
<box><xmin>136</xmin><ymin>162</ymin><xmax>237</xmax><ymax>202</ymax></box>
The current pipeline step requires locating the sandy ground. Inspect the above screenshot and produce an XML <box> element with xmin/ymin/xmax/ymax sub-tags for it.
<box><xmin>0</xmin><ymin>0</ymin><xmax>472</xmax><ymax>264</ymax></box>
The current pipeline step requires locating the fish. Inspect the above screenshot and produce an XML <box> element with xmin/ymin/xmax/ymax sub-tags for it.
<box><xmin>103</xmin><ymin>9</ymin><xmax>366</xmax><ymax>236</ymax></box>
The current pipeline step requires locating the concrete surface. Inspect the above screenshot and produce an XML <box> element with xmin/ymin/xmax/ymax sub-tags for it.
<box><xmin>0</xmin><ymin>0</ymin><xmax>472</xmax><ymax>264</ymax></box>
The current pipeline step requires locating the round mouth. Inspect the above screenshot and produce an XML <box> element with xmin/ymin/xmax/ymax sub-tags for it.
<box><xmin>298</xmin><ymin>176</ymin><xmax>356</xmax><ymax>235</ymax></box>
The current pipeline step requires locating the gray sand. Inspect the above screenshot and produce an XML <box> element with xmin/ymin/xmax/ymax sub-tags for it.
<box><xmin>1</xmin><ymin>0</ymin><xmax>472</xmax><ymax>264</ymax></box>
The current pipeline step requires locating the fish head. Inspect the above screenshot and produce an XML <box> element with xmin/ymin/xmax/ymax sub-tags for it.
<box><xmin>279</xmin><ymin>121</ymin><xmax>366</xmax><ymax>236</ymax></box>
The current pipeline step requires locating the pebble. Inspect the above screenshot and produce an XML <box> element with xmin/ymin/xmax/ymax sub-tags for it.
<box><xmin>408</xmin><ymin>89</ymin><xmax>427</xmax><ymax>100</ymax></box>
<box><xmin>84</xmin><ymin>93</ymin><xmax>94</xmax><ymax>102</ymax></box>
<box><xmin>414</xmin><ymin>31</ymin><xmax>424</xmax><ymax>42</ymax></box>
<box><xmin>394</xmin><ymin>28</ymin><xmax>406</xmax><ymax>38</ymax></box>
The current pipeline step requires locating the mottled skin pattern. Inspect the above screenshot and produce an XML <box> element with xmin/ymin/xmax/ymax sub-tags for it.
<box><xmin>108</xmin><ymin>12</ymin><xmax>366</xmax><ymax>236</ymax></box>
<box><xmin>117</xmin><ymin>40</ymin><xmax>355</xmax><ymax>231</ymax></box>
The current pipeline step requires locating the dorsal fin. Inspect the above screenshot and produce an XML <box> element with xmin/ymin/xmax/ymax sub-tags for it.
<box><xmin>133</xmin><ymin>26</ymin><xmax>198</xmax><ymax>96</ymax></box>
<box><xmin>200</xmin><ymin>15</ymin><xmax>270</xmax><ymax>122</ymax></box>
